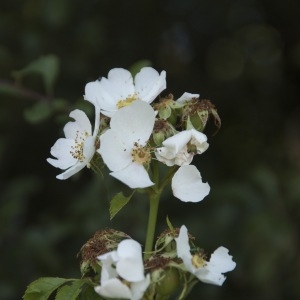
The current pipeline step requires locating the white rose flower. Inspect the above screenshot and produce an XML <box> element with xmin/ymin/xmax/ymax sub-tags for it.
<box><xmin>155</xmin><ymin>129</ymin><xmax>209</xmax><ymax>167</ymax></box>
<box><xmin>95</xmin><ymin>239</ymin><xmax>150</xmax><ymax>300</ymax></box>
<box><xmin>47</xmin><ymin>108</ymin><xmax>100</xmax><ymax>179</ymax></box>
<box><xmin>175</xmin><ymin>225</ymin><xmax>236</xmax><ymax>286</ymax></box>
<box><xmin>99</xmin><ymin>100</ymin><xmax>155</xmax><ymax>188</ymax></box>
<box><xmin>84</xmin><ymin>67</ymin><xmax>166</xmax><ymax>117</ymax></box>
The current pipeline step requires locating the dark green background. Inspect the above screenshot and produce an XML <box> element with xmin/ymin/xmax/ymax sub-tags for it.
<box><xmin>1</xmin><ymin>0</ymin><xmax>300</xmax><ymax>299</ymax></box>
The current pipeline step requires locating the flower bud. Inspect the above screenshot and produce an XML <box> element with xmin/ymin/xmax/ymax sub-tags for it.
<box><xmin>155</xmin><ymin>268</ymin><xmax>180</xmax><ymax>297</ymax></box>
<box><xmin>78</xmin><ymin>229</ymin><xmax>130</xmax><ymax>278</ymax></box>
<box><xmin>153</xmin><ymin>94</ymin><xmax>183</xmax><ymax>125</ymax></box>
<box><xmin>152</xmin><ymin>119</ymin><xmax>177</xmax><ymax>146</ymax></box>
<box><xmin>181</xmin><ymin>98</ymin><xmax>221</xmax><ymax>133</ymax></box>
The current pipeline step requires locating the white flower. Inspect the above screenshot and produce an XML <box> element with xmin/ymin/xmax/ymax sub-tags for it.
<box><xmin>84</xmin><ymin>67</ymin><xmax>166</xmax><ymax>117</ymax></box>
<box><xmin>95</xmin><ymin>239</ymin><xmax>150</xmax><ymax>300</ymax></box>
<box><xmin>155</xmin><ymin>129</ymin><xmax>209</xmax><ymax>166</ymax></box>
<box><xmin>99</xmin><ymin>100</ymin><xmax>155</xmax><ymax>189</ymax></box>
<box><xmin>172</xmin><ymin>165</ymin><xmax>210</xmax><ymax>202</ymax></box>
<box><xmin>47</xmin><ymin>108</ymin><xmax>100</xmax><ymax>180</ymax></box>
<box><xmin>175</xmin><ymin>225</ymin><xmax>236</xmax><ymax>286</ymax></box>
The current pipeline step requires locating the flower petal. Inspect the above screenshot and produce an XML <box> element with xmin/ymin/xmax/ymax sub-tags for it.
<box><xmin>176</xmin><ymin>92</ymin><xmax>200</xmax><ymax>103</ymax></box>
<box><xmin>99</xmin><ymin>129</ymin><xmax>132</xmax><ymax>171</ymax></box>
<box><xmin>116</xmin><ymin>240</ymin><xmax>145</xmax><ymax>282</ymax></box>
<box><xmin>55</xmin><ymin>161</ymin><xmax>86</xmax><ymax>180</ymax></box>
<box><xmin>162</xmin><ymin>131</ymin><xmax>192</xmax><ymax>154</ymax></box>
<box><xmin>135</xmin><ymin>67</ymin><xmax>166</xmax><ymax>103</ymax></box>
<box><xmin>172</xmin><ymin>165</ymin><xmax>210</xmax><ymax>202</ymax></box>
<box><xmin>64</xmin><ymin>110</ymin><xmax>92</xmax><ymax>138</ymax></box>
<box><xmin>110</xmin><ymin>100</ymin><xmax>155</xmax><ymax>146</ymax></box>
<box><xmin>47</xmin><ymin>138</ymin><xmax>77</xmax><ymax>169</ymax></box>
<box><xmin>190</xmin><ymin>129</ymin><xmax>209</xmax><ymax>154</ymax></box>
<box><xmin>110</xmin><ymin>163</ymin><xmax>154</xmax><ymax>189</ymax></box>
<box><xmin>95</xmin><ymin>278</ymin><xmax>132</xmax><ymax>299</ymax></box>
<box><xmin>131</xmin><ymin>275</ymin><xmax>151</xmax><ymax>300</ymax></box>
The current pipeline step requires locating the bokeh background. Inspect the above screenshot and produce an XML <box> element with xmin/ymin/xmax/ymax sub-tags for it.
<box><xmin>1</xmin><ymin>0</ymin><xmax>300</xmax><ymax>299</ymax></box>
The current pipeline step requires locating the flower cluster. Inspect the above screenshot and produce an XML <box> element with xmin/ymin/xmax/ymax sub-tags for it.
<box><xmin>47</xmin><ymin>67</ymin><xmax>213</xmax><ymax>203</ymax></box>
<box><xmin>46</xmin><ymin>66</ymin><xmax>235</xmax><ymax>300</ymax></box>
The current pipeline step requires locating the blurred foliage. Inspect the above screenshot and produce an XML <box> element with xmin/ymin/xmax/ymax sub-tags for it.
<box><xmin>0</xmin><ymin>0</ymin><xmax>300</xmax><ymax>299</ymax></box>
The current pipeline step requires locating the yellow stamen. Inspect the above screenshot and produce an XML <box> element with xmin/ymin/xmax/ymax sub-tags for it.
<box><xmin>131</xmin><ymin>142</ymin><xmax>151</xmax><ymax>165</ymax></box>
<box><xmin>70</xmin><ymin>130</ymin><xmax>89</xmax><ymax>162</ymax></box>
<box><xmin>192</xmin><ymin>254</ymin><xmax>206</xmax><ymax>268</ymax></box>
<box><xmin>117</xmin><ymin>94</ymin><xmax>138</xmax><ymax>109</ymax></box>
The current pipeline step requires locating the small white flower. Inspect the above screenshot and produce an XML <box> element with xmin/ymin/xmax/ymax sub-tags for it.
<box><xmin>172</xmin><ymin>165</ymin><xmax>210</xmax><ymax>202</ymax></box>
<box><xmin>155</xmin><ymin>129</ymin><xmax>209</xmax><ymax>166</ymax></box>
<box><xmin>47</xmin><ymin>108</ymin><xmax>100</xmax><ymax>180</ymax></box>
<box><xmin>175</xmin><ymin>225</ymin><xmax>236</xmax><ymax>286</ymax></box>
<box><xmin>84</xmin><ymin>67</ymin><xmax>166</xmax><ymax>117</ymax></box>
<box><xmin>99</xmin><ymin>100</ymin><xmax>155</xmax><ymax>189</ymax></box>
<box><xmin>95</xmin><ymin>239</ymin><xmax>150</xmax><ymax>300</ymax></box>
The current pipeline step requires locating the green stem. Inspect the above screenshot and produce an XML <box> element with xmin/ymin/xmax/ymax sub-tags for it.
<box><xmin>144</xmin><ymin>190</ymin><xmax>161</xmax><ymax>259</ymax></box>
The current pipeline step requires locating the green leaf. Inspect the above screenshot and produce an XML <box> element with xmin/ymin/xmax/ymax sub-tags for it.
<box><xmin>55</xmin><ymin>279</ymin><xmax>85</xmax><ymax>300</ymax></box>
<box><xmin>79</xmin><ymin>283</ymin><xmax>104</xmax><ymax>300</ymax></box>
<box><xmin>23</xmin><ymin>101</ymin><xmax>53</xmax><ymax>124</ymax></box>
<box><xmin>129</xmin><ymin>59</ymin><xmax>152</xmax><ymax>77</ymax></box>
<box><xmin>23</xmin><ymin>277</ymin><xmax>71</xmax><ymax>300</ymax></box>
<box><xmin>109</xmin><ymin>191</ymin><xmax>134</xmax><ymax>220</ymax></box>
<box><xmin>12</xmin><ymin>54</ymin><xmax>60</xmax><ymax>95</ymax></box>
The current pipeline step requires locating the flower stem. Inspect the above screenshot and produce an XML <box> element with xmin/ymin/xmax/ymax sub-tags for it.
<box><xmin>144</xmin><ymin>190</ymin><xmax>161</xmax><ymax>259</ymax></box>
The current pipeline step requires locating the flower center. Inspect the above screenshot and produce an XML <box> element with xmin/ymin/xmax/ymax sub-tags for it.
<box><xmin>117</xmin><ymin>94</ymin><xmax>138</xmax><ymax>109</ymax></box>
<box><xmin>131</xmin><ymin>142</ymin><xmax>151</xmax><ymax>165</ymax></box>
<box><xmin>70</xmin><ymin>130</ymin><xmax>89</xmax><ymax>162</ymax></box>
<box><xmin>191</xmin><ymin>254</ymin><xmax>206</xmax><ymax>268</ymax></box>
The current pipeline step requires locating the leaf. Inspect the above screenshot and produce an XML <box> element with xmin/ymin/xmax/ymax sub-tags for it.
<box><xmin>12</xmin><ymin>54</ymin><xmax>60</xmax><ymax>95</ymax></box>
<box><xmin>109</xmin><ymin>191</ymin><xmax>134</xmax><ymax>220</ymax></box>
<box><xmin>55</xmin><ymin>279</ymin><xmax>85</xmax><ymax>300</ymax></box>
<box><xmin>23</xmin><ymin>277</ymin><xmax>71</xmax><ymax>300</ymax></box>
<box><xmin>23</xmin><ymin>101</ymin><xmax>53</xmax><ymax>124</ymax></box>
<box><xmin>79</xmin><ymin>283</ymin><xmax>105</xmax><ymax>300</ymax></box>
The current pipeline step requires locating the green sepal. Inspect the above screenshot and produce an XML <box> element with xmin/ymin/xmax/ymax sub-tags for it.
<box><xmin>109</xmin><ymin>191</ymin><xmax>135</xmax><ymax>220</ymax></box>
<box><xmin>23</xmin><ymin>277</ymin><xmax>72</xmax><ymax>300</ymax></box>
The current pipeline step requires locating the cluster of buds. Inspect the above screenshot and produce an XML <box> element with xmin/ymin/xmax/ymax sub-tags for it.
<box><xmin>78</xmin><ymin>226</ymin><xmax>236</xmax><ymax>300</ymax></box>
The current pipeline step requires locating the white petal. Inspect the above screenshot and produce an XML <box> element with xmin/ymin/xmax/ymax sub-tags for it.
<box><xmin>99</xmin><ymin>251</ymin><xmax>119</xmax><ymax>283</ymax></box>
<box><xmin>194</xmin><ymin>268</ymin><xmax>226</xmax><ymax>286</ymax></box>
<box><xmin>95</xmin><ymin>278</ymin><xmax>132</xmax><ymax>299</ymax></box>
<box><xmin>162</xmin><ymin>131</ymin><xmax>192</xmax><ymax>154</ymax></box>
<box><xmin>131</xmin><ymin>274</ymin><xmax>151</xmax><ymax>300</ymax></box>
<box><xmin>117</xmin><ymin>240</ymin><xmax>145</xmax><ymax>282</ymax></box>
<box><xmin>47</xmin><ymin>138</ymin><xmax>77</xmax><ymax>169</ymax></box>
<box><xmin>110</xmin><ymin>101</ymin><xmax>155</xmax><ymax>146</ymax></box>
<box><xmin>99</xmin><ymin>129</ymin><xmax>132</xmax><ymax>171</ymax></box>
<box><xmin>135</xmin><ymin>67</ymin><xmax>166</xmax><ymax>103</ymax></box>
<box><xmin>55</xmin><ymin>161</ymin><xmax>86</xmax><ymax>180</ymax></box>
<box><xmin>82</xmin><ymin>136</ymin><xmax>96</xmax><ymax>163</ymax></box>
<box><xmin>105</xmin><ymin>68</ymin><xmax>135</xmax><ymax>99</ymax></box>
<box><xmin>190</xmin><ymin>129</ymin><xmax>209</xmax><ymax>154</ymax></box>
<box><xmin>110</xmin><ymin>163</ymin><xmax>154</xmax><ymax>189</ymax></box>
<box><xmin>64</xmin><ymin>110</ymin><xmax>92</xmax><ymax>138</ymax></box>
<box><xmin>207</xmin><ymin>247</ymin><xmax>236</xmax><ymax>274</ymax></box>
<box><xmin>172</xmin><ymin>165</ymin><xmax>210</xmax><ymax>202</ymax></box>
<box><xmin>176</xmin><ymin>92</ymin><xmax>200</xmax><ymax>103</ymax></box>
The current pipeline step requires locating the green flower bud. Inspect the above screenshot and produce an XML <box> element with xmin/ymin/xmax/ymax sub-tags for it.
<box><xmin>156</xmin><ymin>268</ymin><xmax>180</xmax><ymax>297</ymax></box>
<box><xmin>152</xmin><ymin>119</ymin><xmax>177</xmax><ymax>146</ymax></box>
<box><xmin>181</xmin><ymin>99</ymin><xmax>221</xmax><ymax>133</ymax></box>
